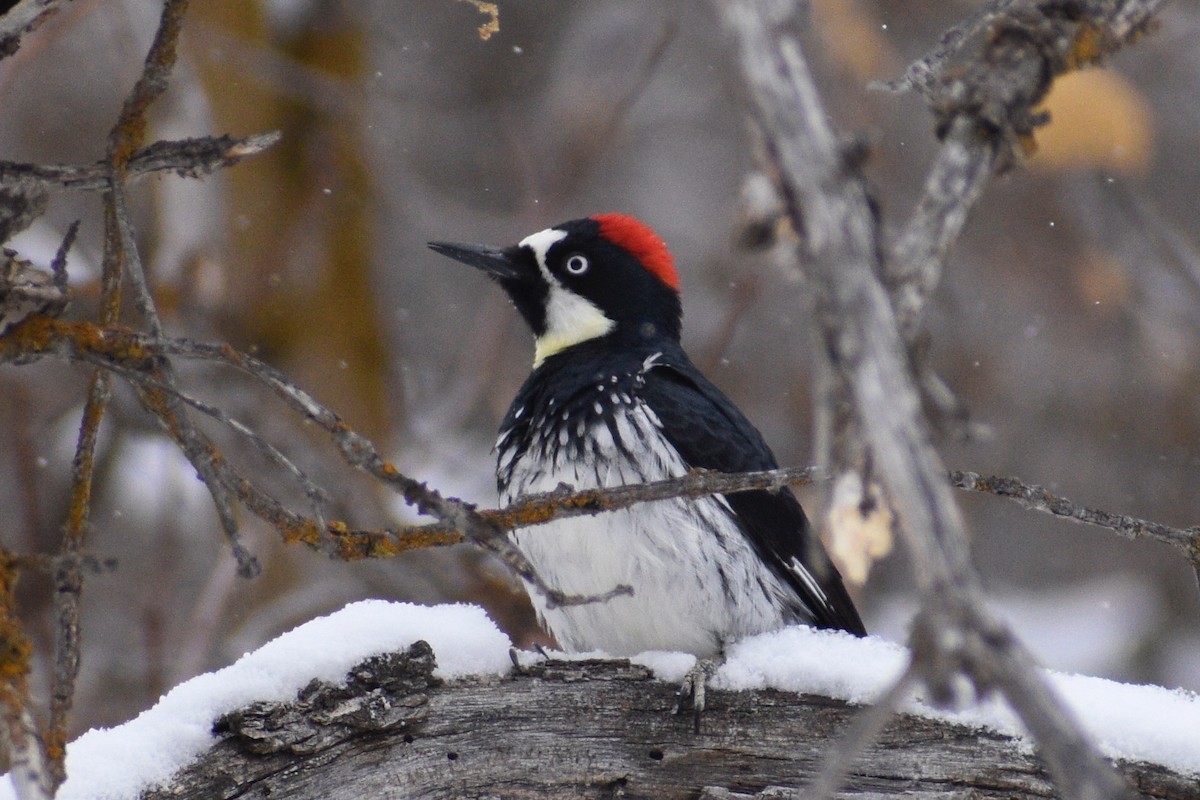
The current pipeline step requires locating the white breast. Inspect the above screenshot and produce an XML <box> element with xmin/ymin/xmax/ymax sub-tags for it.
<box><xmin>501</xmin><ymin>399</ymin><xmax>795</xmax><ymax>657</ymax></box>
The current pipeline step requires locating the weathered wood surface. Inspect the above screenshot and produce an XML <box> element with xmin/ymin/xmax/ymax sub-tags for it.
<box><xmin>140</xmin><ymin>643</ymin><xmax>1198</xmax><ymax>800</ymax></box>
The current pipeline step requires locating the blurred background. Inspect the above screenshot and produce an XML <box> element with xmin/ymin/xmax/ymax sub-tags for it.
<box><xmin>1</xmin><ymin>0</ymin><xmax>1198</xmax><ymax>734</ymax></box>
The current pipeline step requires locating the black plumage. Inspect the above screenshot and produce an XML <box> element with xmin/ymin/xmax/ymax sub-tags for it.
<box><xmin>499</xmin><ymin>335</ymin><xmax>866</xmax><ymax>638</ymax></box>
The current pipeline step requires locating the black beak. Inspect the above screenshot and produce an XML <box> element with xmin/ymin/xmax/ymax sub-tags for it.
<box><xmin>428</xmin><ymin>241</ymin><xmax>522</xmax><ymax>281</ymax></box>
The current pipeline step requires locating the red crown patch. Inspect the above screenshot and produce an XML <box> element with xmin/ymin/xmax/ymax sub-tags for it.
<box><xmin>592</xmin><ymin>213</ymin><xmax>680</xmax><ymax>291</ymax></box>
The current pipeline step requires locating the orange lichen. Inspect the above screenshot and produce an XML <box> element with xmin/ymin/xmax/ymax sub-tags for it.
<box><xmin>1066</xmin><ymin>22</ymin><xmax>1108</xmax><ymax>70</ymax></box>
<box><xmin>0</xmin><ymin>552</ymin><xmax>31</xmax><ymax>681</ymax></box>
<box><xmin>1016</xmin><ymin>131</ymin><xmax>1039</xmax><ymax>158</ymax></box>
<box><xmin>459</xmin><ymin>0</ymin><xmax>499</xmax><ymax>41</ymax></box>
<box><xmin>280</xmin><ymin>517</ymin><xmax>324</xmax><ymax>547</ymax></box>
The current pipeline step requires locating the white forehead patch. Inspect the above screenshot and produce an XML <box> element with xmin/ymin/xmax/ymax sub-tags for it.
<box><xmin>519</xmin><ymin>227</ymin><xmax>568</xmax><ymax>274</ymax></box>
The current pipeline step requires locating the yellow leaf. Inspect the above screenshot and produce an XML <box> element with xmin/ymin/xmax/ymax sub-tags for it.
<box><xmin>1032</xmin><ymin>69</ymin><xmax>1154</xmax><ymax>174</ymax></box>
<box><xmin>826</xmin><ymin>472</ymin><xmax>894</xmax><ymax>586</ymax></box>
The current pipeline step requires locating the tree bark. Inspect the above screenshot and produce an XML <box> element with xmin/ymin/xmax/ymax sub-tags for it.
<box><xmin>139</xmin><ymin>644</ymin><xmax>1198</xmax><ymax>800</ymax></box>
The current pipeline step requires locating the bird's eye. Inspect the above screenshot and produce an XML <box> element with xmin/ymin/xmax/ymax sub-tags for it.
<box><xmin>564</xmin><ymin>254</ymin><xmax>589</xmax><ymax>275</ymax></box>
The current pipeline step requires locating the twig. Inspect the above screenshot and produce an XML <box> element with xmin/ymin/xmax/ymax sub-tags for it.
<box><xmin>194</xmin><ymin>343</ymin><xmax>627</xmax><ymax>609</ymax></box>
<box><xmin>44</xmin><ymin>115</ymin><xmax>129</xmax><ymax>799</ymax></box>
<box><xmin>100</xmin><ymin>357</ymin><xmax>332</xmax><ymax>532</ymax></box>
<box><xmin>106</xmin><ymin>0</ymin><xmax>190</xmax><ymax>171</ymax></box>
<box><xmin>106</xmin><ymin>0</ymin><xmax>261</xmax><ymax>578</ymax></box>
<box><xmin>105</xmin><ymin>0</ymin><xmax>191</xmax><ymax>333</ymax></box>
<box><xmin>888</xmin><ymin>115</ymin><xmax>998</xmax><ymax>343</ymax></box>
<box><xmin>0</xmin><ymin>0</ymin><xmax>71</xmax><ymax>61</ymax></box>
<box><xmin>0</xmin><ymin>133</ymin><xmax>282</xmax><ymax>192</ymax></box>
<box><xmin>0</xmin><ymin>316</ymin><xmax>621</xmax><ymax>608</ymax></box>
<box><xmin>871</xmin><ymin>0</ymin><xmax>1020</xmax><ymax>97</ymax></box>
<box><xmin>48</xmin><ymin>365</ymin><xmax>109</xmax><ymax>787</ymax></box>
<box><xmin>132</xmin><ymin>379</ymin><xmax>262</xmax><ymax>578</ymax></box>
<box><xmin>951</xmin><ymin>470</ymin><xmax>1200</xmax><ymax>565</ymax></box>
<box><xmin>47</xmin><ymin>220</ymin><xmax>76</xmax><ymax>298</ymax></box>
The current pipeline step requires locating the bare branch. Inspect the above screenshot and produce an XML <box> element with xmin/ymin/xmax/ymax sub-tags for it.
<box><xmin>0</xmin><ymin>134</ymin><xmax>282</xmax><ymax>193</ymax></box>
<box><xmin>0</xmin><ymin>0</ymin><xmax>71</xmax><ymax>61</ymax></box>
<box><xmin>951</xmin><ymin>471</ymin><xmax>1200</xmax><ymax>566</ymax></box>
<box><xmin>888</xmin><ymin>0</ymin><xmax>1170</xmax><ymax>342</ymax></box>
<box><xmin>889</xmin><ymin>115</ymin><xmax>998</xmax><ymax>343</ymax></box>
<box><xmin>7</xmin><ymin>315</ymin><xmax>1198</xmax><ymax>573</ymax></box>
<box><xmin>871</xmin><ymin>0</ymin><xmax>1020</xmax><ymax>97</ymax></box>
<box><xmin>715</xmin><ymin>2</ymin><xmax>1161</xmax><ymax>798</ymax></box>
<box><xmin>49</xmin><ymin>365</ymin><xmax>109</xmax><ymax>789</ymax></box>
<box><xmin>106</xmin><ymin>0</ymin><xmax>189</xmax><ymax>171</ymax></box>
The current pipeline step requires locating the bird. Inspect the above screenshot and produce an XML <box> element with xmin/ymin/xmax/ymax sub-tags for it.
<box><xmin>428</xmin><ymin>213</ymin><xmax>866</xmax><ymax>667</ymax></box>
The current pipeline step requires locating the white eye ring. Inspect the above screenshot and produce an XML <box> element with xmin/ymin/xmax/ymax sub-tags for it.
<box><xmin>565</xmin><ymin>254</ymin><xmax>589</xmax><ymax>275</ymax></box>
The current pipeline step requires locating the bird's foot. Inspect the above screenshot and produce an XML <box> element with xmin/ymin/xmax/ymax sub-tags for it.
<box><xmin>675</xmin><ymin>657</ymin><xmax>720</xmax><ymax>733</ymax></box>
<box><xmin>508</xmin><ymin>644</ymin><xmax>551</xmax><ymax>675</ymax></box>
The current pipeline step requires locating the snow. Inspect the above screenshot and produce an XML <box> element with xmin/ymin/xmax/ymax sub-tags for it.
<box><xmin>1048</xmin><ymin>671</ymin><xmax>1200</xmax><ymax>777</ymax></box>
<box><xmin>3</xmin><ymin>603</ymin><xmax>1197</xmax><ymax>800</ymax></box>
<box><xmin>0</xmin><ymin>601</ymin><xmax>511</xmax><ymax>800</ymax></box>
<box><xmin>713</xmin><ymin>626</ymin><xmax>1200</xmax><ymax>776</ymax></box>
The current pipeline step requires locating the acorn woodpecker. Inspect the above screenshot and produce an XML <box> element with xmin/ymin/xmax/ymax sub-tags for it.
<box><xmin>429</xmin><ymin>214</ymin><xmax>866</xmax><ymax>660</ymax></box>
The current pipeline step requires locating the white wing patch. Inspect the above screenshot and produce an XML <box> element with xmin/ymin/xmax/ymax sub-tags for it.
<box><xmin>787</xmin><ymin>557</ymin><xmax>830</xmax><ymax>608</ymax></box>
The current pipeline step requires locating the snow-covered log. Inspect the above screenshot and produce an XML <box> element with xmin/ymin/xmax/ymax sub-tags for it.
<box><xmin>144</xmin><ymin>642</ymin><xmax>1196</xmax><ymax>800</ymax></box>
<box><xmin>7</xmin><ymin>601</ymin><xmax>1194</xmax><ymax>800</ymax></box>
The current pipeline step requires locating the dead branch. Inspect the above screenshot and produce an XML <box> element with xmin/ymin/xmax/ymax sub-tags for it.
<box><xmin>0</xmin><ymin>0</ymin><xmax>71</xmax><ymax>60</ymax></box>
<box><xmin>887</xmin><ymin>0</ymin><xmax>1169</xmax><ymax>343</ymax></box>
<box><xmin>0</xmin><ymin>315</ymin><xmax>629</xmax><ymax>608</ymax></box>
<box><xmin>950</xmin><ymin>470</ymin><xmax>1200</xmax><ymax>562</ymax></box>
<box><xmin>43</xmin><ymin>1</ymin><xmax>196</xmax><ymax>789</ymax></box>
<box><xmin>714</xmin><ymin>1</ymin><xmax>1171</xmax><ymax>799</ymax></box>
<box><xmin>0</xmin><ymin>134</ymin><xmax>282</xmax><ymax>193</ymax></box>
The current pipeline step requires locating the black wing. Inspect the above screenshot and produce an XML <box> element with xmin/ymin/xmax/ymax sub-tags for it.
<box><xmin>639</xmin><ymin>352</ymin><xmax>866</xmax><ymax>636</ymax></box>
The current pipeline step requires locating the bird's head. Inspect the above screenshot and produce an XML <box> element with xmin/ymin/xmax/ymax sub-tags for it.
<box><xmin>430</xmin><ymin>214</ymin><xmax>681</xmax><ymax>366</ymax></box>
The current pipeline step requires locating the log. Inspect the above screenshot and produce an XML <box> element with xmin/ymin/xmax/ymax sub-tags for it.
<box><xmin>140</xmin><ymin>642</ymin><xmax>1198</xmax><ymax>800</ymax></box>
